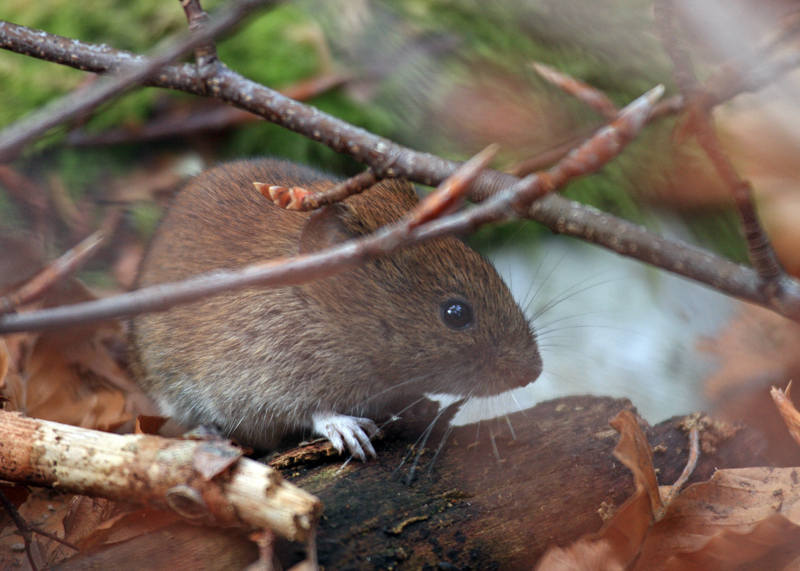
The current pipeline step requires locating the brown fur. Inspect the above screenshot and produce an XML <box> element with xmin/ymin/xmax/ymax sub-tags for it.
<box><xmin>131</xmin><ymin>158</ymin><xmax>541</xmax><ymax>448</ymax></box>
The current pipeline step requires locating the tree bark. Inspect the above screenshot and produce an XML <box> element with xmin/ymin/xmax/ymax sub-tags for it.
<box><xmin>276</xmin><ymin>395</ymin><xmax>768</xmax><ymax>570</ymax></box>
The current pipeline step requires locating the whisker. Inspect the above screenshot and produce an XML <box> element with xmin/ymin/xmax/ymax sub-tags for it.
<box><xmin>392</xmin><ymin>401</ymin><xmax>451</xmax><ymax>480</ymax></box>
<box><xmin>404</xmin><ymin>406</ymin><xmax>449</xmax><ymax>484</ymax></box>
<box><xmin>533</xmin><ymin>309</ymin><xmax>613</xmax><ymax>332</ymax></box>
<box><xmin>507</xmin><ymin>391</ymin><xmax>528</xmax><ymax>419</ymax></box>
<box><xmin>426</xmin><ymin>424</ymin><xmax>455</xmax><ymax>476</ymax></box>
<box><xmin>489</xmin><ymin>431</ymin><xmax>500</xmax><ymax>463</ymax></box>
<box><xmin>523</xmin><ymin>251</ymin><xmax>567</xmax><ymax>311</ymax></box>
<box><xmin>355</xmin><ymin>371</ymin><xmax>437</xmax><ymax>409</ymax></box>
<box><xmin>504</xmin><ymin>414</ymin><xmax>517</xmax><ymax>440</ymax></box>
<box><xmin>335</xmin><ymin>456</ymin><xmax>354</xmax><ymax>474</ymax></box>
<box><xmin>528</xmin><ymin>272</ymin><xmax>624</xmax><ymax>319</ymax></box>
<box><xmin>377</xmin><ymin>394</ymin><xmax>430</xmax><ymax>431</ymax></box>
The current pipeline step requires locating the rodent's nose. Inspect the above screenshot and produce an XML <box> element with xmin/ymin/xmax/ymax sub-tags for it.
<box><xmin>508</xmin><ymin>353</ymin><xmax>543</xmax><ymax>389</ymax></box>
<box><xmin>508</xmin><ymin>370</ymin><xmax>538</xmax><ymax>389</ymax></box>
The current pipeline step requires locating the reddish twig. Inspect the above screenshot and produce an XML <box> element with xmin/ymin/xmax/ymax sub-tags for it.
<box><xmin>257</xmin><ymin>169</ymin><xmax>388</xmax><ymax>212</ymax></box>
<box><xmin>531</xmin><ymin>62</ymin><xmax>618</xmax><ymax>119</ymax></box>
<box><xmin>0</xmin><ymin>229</ymin><xmax>106</xmax><ymax>315</ymax></box>
<box><xmin>694</xmin><ymin>126</ymin><xmax>785</xmax><ymax>283</ymax></box>
<box><xmin>516</xmin><ymin>85</ymin><xmax>664</xmax><ymax>207</ymax></box>
<box><xmin>505</xmin><ymin>128</ymin><xmax>598</xmax><ymax>176</ymax></box>
<box><xmin>409</xmin><ymin>144</ymin><xmax>498</xmax><ymax>229</ymax></box>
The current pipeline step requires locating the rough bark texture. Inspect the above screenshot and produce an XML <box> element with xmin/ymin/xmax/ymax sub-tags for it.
<box><xmin>273</xmin><ymin>396</ymin><xmax>768</xmax><ymax>570</ymax></box>
<box><xmin>0</xmin><ymin>411</ymin><xmax>321</xmax><ymax>542</ymax></box>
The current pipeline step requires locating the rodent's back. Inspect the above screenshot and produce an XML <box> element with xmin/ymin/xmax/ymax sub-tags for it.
<box><xmin>132</xmin><ymin>158</ymin><xmax>542</xmax><ymax>449</ymax></box>
<box><xmin>137</xmin><ymin>159</ymin><xmax>328</xmax><ymax>283</ymax></box>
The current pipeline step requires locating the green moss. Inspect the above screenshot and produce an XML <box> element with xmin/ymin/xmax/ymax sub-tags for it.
<box><xmin>130</xmin><ymin>200</ymin><xmax>163</xmax><ymax>240</ymax></box>
<box><xmin>215</xmin><ymin>4</ymin><xmax>320</xmax><ymax>89</ymax></box>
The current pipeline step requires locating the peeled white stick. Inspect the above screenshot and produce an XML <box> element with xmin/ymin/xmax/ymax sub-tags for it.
<box><xmin>0</xmin><ymin>411</ymin><xmax>321</xmax><ymax>542</ymax></box>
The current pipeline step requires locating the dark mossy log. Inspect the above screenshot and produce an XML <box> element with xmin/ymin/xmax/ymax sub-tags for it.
<box><xmin>271</xmin><ymin>395</ymin><xmax>769</xmax><ymax>570</ymax></box>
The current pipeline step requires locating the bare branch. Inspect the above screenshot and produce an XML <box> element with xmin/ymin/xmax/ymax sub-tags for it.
<box><xmin>0</xmin><ymin>229</ymin><xmax>105</xmax><ymax>315</ymax></box>
<box><xmin>2</xmin><ymin>15</ymin><xmax>800</xmax><ymax>321</ymax></box>
<box><xmin>0</xmin><ymin>411</ymin><xmax>321</xmax><ymax>542</ymax></box>
<box><xmin>408</xmin><ymin>144</ymin><xmax>498</xmax><ymax>229</ymax></box>
<box><xmin>654</xmin><ymin>0</ymin><xmax>793</xmax><ymax>308</ymax></box>
<box><xmin>532</xmin><ymin>62</ymin><xmax>618</xmax><ymax>119</ymax></box>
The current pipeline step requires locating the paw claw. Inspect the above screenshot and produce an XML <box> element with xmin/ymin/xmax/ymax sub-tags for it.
<box><xmin>312</xmin><ymin>413</ymin><xmax>380</xmax><ymax>461</ymax></box>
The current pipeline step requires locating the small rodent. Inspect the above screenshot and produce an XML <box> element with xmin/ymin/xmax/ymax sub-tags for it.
<box><xmin>131</xmin><ymin>158</ymin><xmax>542</xmax><ymax>459</ymax></box>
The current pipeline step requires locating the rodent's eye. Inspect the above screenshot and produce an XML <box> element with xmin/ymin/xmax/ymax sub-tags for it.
<box><xmin>440</xmin><ymin>299</ymin><xmax>473</xmax><ymax>330</ymax></box>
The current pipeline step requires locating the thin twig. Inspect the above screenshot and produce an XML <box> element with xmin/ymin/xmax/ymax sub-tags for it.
<box><xmin>516</xmin><ymin>85</ymin><xmax>664</xmax><ymax>207</ymax></box>
<box><xmin>0</xmin><ymin>229</ymin><xmax>106</xmax><ymax>315</ymax></box>
<box><xmin>408</xmin><ymin>144</ymin><xmax>498</xmax><ymax>229</ymax></box>
<box><xmin>660</xmin><ymin>428</ymin><xmax>699</xmax><ymax>509</ymax></box>
<box><xmin>694</xmin><ymin>126</ymin><xmax>785</xmax><ymax>283</ymax></box>
<box><xmin>0</xmin><ymin>489</ymin><xmax>40</xmax><ymax>571</ymax></box>
<box><xmin>181</xmin><ymin>0</ymin><xmax>219</xmax><ymax>74</ymax></box>
<box><xmin>532</xmin><ymin>62</ymin><xmax>618</xmax><ymax>119</ymax></box>
<box><xmin>300</xmin><ymin>169</ymin><xmax>381</xmax><ymax>211</ymax></box>
<box><xmin>255</xmin><ymin>168</ymin><xmax>383</xmax><ymax>211</ymax></box>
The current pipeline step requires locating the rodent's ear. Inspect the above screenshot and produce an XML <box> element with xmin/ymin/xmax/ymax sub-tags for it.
<box><xmin>299</xmin><ymin>203</ymin><xmax>361</xmax><ymax>253</ymax></box>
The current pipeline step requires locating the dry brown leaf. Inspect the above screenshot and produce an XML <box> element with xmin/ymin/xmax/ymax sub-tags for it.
<box><xmin>0</xmin><ymin>333</ymin><xmax>36</xmax><ymax>412</ymax></box>
<box><xmin>634</xmin><ymin>467</ymin><xmax>800</xmax><ymax>570</ymax></box>
<box><xmin>9</xmin><ymin>279</ymin><xmax>159</xmax><ymax>429</ymax></box>
<box><xmin>701</xmin><ymin>305</ymin><xmax>800</xmax><ymax>404</ymax></box>
<box><xmin>772</xmin><ymin>383</ymin><xmax>800</xmax><ymax>448</ymax></box>
<box><xmin>24</xmin><ymin>330</ymin><xmax>132</xmax><ymax>429</ymax></box>
<box><xmin>609</xmin><ymin>410</ymin><xmax>664</xmax><ymax>517</ymax></box>
<box><xmin>535</xmin><ymin>410</ymin><xmax>658</xmax><ymax>570</ymax></box>
<box><xmin>701</xmin><ymin>304</ymin><xmax>800</xmax><ymax>463</ymax></box>
<box><xmin>62</xmin><ymin>496</ymin><xmax>116</xmax><ymax>546</ymax></box>
<box><xmin>0</xmin><ymin>488</ymin><xmax>73</xmax><ymax>569</ymax></box>
<box><xmin>135</xmin><ymin>415</ymin><xmax>169</xmax><ymax>435</ymax></box>
<box><xmin>74</xmin><ymin>507</ymin><xmax>183</xmax><ymax>553</ymax></box>
<box><xmin>192</xmin><ymin>440</ymin><xmax>244</xmax><ymax>480</ymax></box>
<box><xmin>53</xmin><ymin>521</ymin><xmax>258</xmax><ymax>571</ymax></box>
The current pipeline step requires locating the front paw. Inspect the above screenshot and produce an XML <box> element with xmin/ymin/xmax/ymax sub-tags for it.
<box><xmin>311</xmin><ymin>412</ymin><xmax>380</xmax><ymax>461</ymax></box>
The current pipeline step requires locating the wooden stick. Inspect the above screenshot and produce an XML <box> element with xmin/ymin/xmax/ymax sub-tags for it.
<box><xmin>0</xmin><ymin>411</ymin><xmax>321</xmax><ymax>543</ymax></box>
